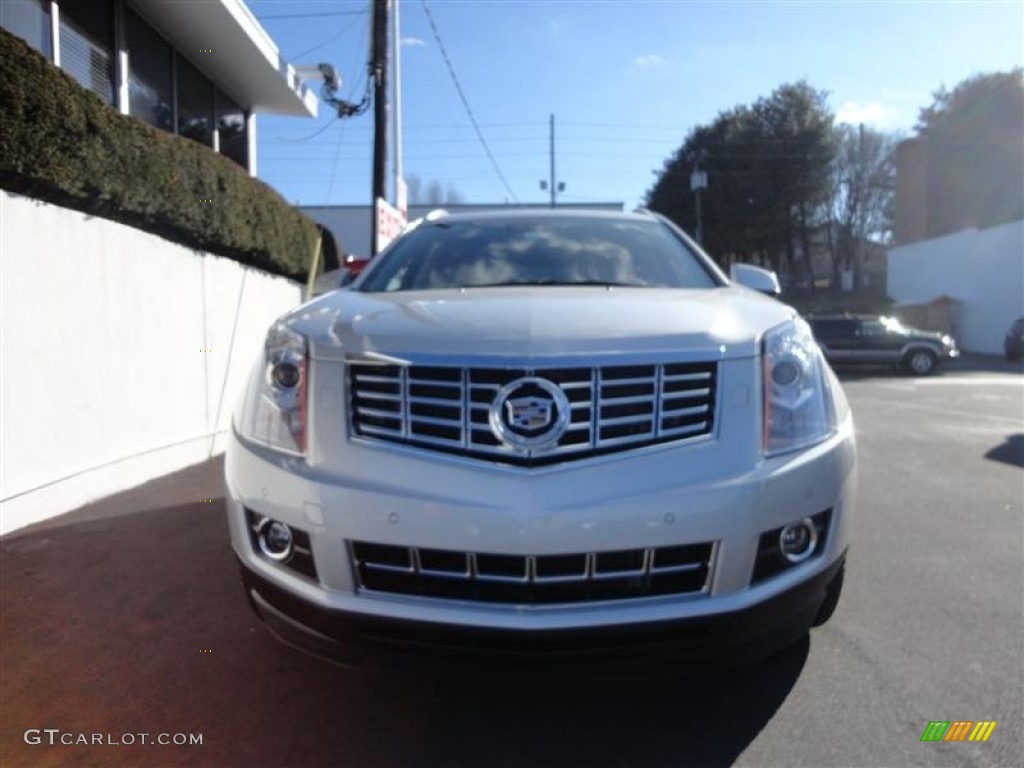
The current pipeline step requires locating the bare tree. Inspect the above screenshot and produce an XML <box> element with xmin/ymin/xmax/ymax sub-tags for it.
<box><xmin>824</xmin><ymin>124</ymin><xmax>896</xmax><ymax>291</ymax></box>
<box><xmin>406</xmin><ymin>173</ymin><xmax>424</xmax><ymax>204</ymax></box>
<box><xmin>445</xmin><ymin>182</ymin><xmax>464</xmax><ymax>204</ymax></box>
<box><xmin>406</xmin><ymin>173</ymin><xmax>464</xmax><ymax>205</ymax></box>
<box><xmin>426</xmin><ymin>179</ymin><xmax>445</xmax><ymax>205</ymax></box>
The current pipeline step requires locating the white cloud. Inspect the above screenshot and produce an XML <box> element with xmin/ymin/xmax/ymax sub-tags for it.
<box><xmin>634</xmin><ymin>53</ymin><xmax>668</xmax><ymax>69</ymax></box>
<box><xmin>400</xmin><ymin>36</ymin><xmax>426</xmax><ymax>47</ymax></box>
<box><xmin>835</xmin><ymin>100</ymin><xmax>896</xmax><ymax>129</ymax></box>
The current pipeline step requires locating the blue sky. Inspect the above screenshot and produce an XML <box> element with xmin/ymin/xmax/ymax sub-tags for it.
<box><xmin>250</xmin><ymin>0</ymin><xmax>1023</xmax><ymax>210</ymax></box>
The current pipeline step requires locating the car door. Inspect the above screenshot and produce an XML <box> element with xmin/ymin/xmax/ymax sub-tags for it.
<box><xmin>815</xmin><ymin>318</ymin><xmax>858</xmax><ymax>362</ymax></box>
<box><xmin>855</xmin><ymin>318</ymin><xmax>903</xmax><ymax>363</ymax></box>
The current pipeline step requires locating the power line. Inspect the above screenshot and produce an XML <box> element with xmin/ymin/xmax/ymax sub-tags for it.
<box><xmin>260</xmin><ymin>11</ymin><xmax>367</xmax><ymax>20</ymax></box>
<box><xmin>420</xmin><ymin>0</ymin><xmax>519</xmax><ymax>203</ymax></box>
<box><xmin>272</xmin><ymin>115</ymin><xmax>341</xmax><ymax>143</ymax></box>
<box><xmin>287</xmin><ymin>12</ymin><xmax>367</xmax><ymax>61</ymax></box>
<box><xmin>326</xmin><ymin>120</ymin><xmax>349</xmax><ymax>204</ymax></box>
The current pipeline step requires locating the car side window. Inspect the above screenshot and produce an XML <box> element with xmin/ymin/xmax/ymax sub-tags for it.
<box><xmin>858</xmin><ymin>321</ymin><xmax>884</xmax><ymax>337</ymax></box>
<box><xmin>813</xmin><ymin>320</ymin><xmax>856</xmax><ymax>339</ymax></box>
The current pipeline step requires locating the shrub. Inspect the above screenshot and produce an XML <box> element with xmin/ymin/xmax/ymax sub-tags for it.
<box><xmin>0</xmin><ymin>27</ymin><xmax>318</xmax><ymax>279</ymax></box>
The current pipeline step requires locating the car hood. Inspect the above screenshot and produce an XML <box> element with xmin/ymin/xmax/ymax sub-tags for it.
<box><xmin>281</xmin><ymin>286</ymin><xmax>796</xmax><ymax>362</ymax></box>
<box><xmin>902</xmin><ymin>327</ymin><xmax>948</xmax><ymax>342</ymax></box>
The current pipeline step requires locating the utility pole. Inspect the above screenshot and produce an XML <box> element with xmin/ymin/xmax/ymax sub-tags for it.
<box><xmin>392</xmin><ymin>0</ymin><xmax>402</xmax><ymax>204</ymax></box>
<box><xmin>370</xmin><ymin>0</ymin><xmax>389</xmax><ymax>257</ymax></box>
<box><xmin>854</xmin><ymin>121</ymin><xmax>865</xmax><ymax>292</ymax></box>
<box><xmin>549</xmin><ymin>113</ymin><xmax>556</xmax><ymax>208</ymax></box>
<box><xmin>540</xmin><ymin>114</ymin><xmax>564</xmax><ymax>207</ymax></box>
<box><xmin>690</xmin><ymin>151</ymin><xmax>708</xmax><ymax>246</ymax></box>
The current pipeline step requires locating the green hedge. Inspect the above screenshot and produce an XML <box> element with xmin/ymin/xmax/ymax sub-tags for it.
<box><xmin>0</xmin><ymin>27</ymin><xmax>318</xmax><ymax>280</ymax></box>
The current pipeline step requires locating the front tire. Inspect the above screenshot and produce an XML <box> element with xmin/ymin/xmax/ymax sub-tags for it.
<box><xmin>905</xmin><ymin>349</ymin><xmax>937</xmax><ymax>375</ymax></box>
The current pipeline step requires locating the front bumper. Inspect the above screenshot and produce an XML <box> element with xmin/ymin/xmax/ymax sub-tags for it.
<box><xmin>226</xmin><ymin>413</ymin><xmax>854</xmax><ymax>624</ymax></box>
<box><xmin>239</xmin><ymin>551</ymin><xmax>847</xmax><ymax>674</ymax></box>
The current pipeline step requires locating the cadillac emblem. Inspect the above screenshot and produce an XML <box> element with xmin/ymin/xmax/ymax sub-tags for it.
<box><xmin>489</xmin><ymin>377</ymin><xmax>571</xmax><ymax>451</ymax></box>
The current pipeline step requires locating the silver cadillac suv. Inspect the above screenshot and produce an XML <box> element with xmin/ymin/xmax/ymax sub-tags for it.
<box><xmin>225</xmin><ymin>209</ymin><xmax>856</xmax><ymax>671</ymax></box>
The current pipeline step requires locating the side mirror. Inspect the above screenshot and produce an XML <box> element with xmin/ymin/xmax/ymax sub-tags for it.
<box><xmin>730</xmin><ymin>263</ymin><xmax>781</xmax><ymax>296</ymax></box>
<box><xmin>308</xmin><ymin>256</ymin><xmax>372</xmax><ymax>298</ymax></box>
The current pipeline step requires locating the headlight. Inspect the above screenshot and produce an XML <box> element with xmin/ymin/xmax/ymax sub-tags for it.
<box><xmin>762</xmin><ymin>318</ymin><xmax>834</xmax><ymax>456</ymax></box>
<box><xmin>237</xmin><ymin>323</ymin><xmax>308</xmax><ymax>455</ymax></box>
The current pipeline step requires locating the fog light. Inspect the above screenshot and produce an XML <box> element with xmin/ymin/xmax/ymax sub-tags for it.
<box><xmin>779</xmin><ymin>518</ymin><xmax>817</xmax><ymax>563</ymax></box>
<box><xmin>258</xmin><ymin>519</ymin><xmax>294</xmax><ymax>561</ymax></box>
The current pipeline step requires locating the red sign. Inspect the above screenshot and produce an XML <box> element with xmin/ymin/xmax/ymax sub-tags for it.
<box><xmin>375</xmin><ymin>197</ymin><xmax>406</xmax><ymax>252</ymax></box>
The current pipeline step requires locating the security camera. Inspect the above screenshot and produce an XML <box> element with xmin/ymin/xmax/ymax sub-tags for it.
<box><xmin>293</xmin><ymin>63</ymin><xmax>341</xmax><ymax>93</ymax></box>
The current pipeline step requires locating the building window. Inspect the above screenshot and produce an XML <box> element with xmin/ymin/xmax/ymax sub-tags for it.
<box><xmin>176</xmin><ymin>54</ymin><xmax>213</xmax><ymax>147</ymax></box>
<box><xmin>216</xmin><ymin>89</ymin><xmax>248</xmax><ymax>170</ymax></box>
<box><xmin>58</xmin><ymin>0</ymin><xmax>114</xmax><ymax>104</ymax></box>
<box><xmin>1</xmin><ymin>0</ymin><xmax>51</xmax><ymax>59</ymax></box>
<box><xmin>125</xmin><ymin>9</ymin><xmax>172</xmax><ymax>131</ymax></box>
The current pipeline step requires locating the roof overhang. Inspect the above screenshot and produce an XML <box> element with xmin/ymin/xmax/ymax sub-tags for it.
<box><xmin>130</xmin><ymin>0</ymin><xmax>318</xmax><ymax>117</ymax></box>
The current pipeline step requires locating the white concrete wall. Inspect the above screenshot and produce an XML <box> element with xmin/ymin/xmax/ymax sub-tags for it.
<box><xmin>0</xmin><ymin>190</ymin><xmax>302</xmax><ymax>534</ymax></box>
<box><xmin>888</xmin><ymin>220</ymin><xmax>1024</xmax><ymax>354</ymax></box>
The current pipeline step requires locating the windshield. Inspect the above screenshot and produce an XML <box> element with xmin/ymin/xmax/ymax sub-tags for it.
<box><xmin>357</xmin><ymin>216</ymin><xmax>721</xmax><ymax>292</ymax></box>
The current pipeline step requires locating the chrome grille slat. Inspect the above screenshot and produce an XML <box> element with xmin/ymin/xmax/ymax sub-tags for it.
<box><xmin>598</xmin><ymin>376</ymin><xmax>656</xmax><ymax>387</ymax></box>
<box><xmin>658</xmin><ymin>422</ymin><xmax>709</xmax><ymax>437</ymax></box>
<box><xmin>663</xmin><ymin>372</ymin><xmax>712</xmax><ymax>382</ymax></box>
<box><xmin>408</xmin><ymin>395</ymin><xmax>463</xmax><ymax>407</ymax></box>
<box><xmin>356</xmin><ymin>391</ymin><xmax>402</xmax><ymax>402</ymax></box>
<box><xmin>357</xmin><ymin>423</ymin><xmax>406</xmax><ymax>438</ymax></box>
<box><xmin>595</xmin><ymin>432</ymin><xmax>658</xmax><ymax>448</ymax></box>
<box><xmin>363</xmin><ymin>561</ymin><xmax>415</xmax><ymax>574</ymax></box>
<box><xmin>660</xmin><ymin>404</ymin><xmax>709</xmax><ymax>418</ymax></box>
<box><xmin>355</xmin><ymin>406</ymin><xmax>403</xmax><ymax>419</ymax></box>
<box><xmin>595</xmin><ymin>394</ymin><xmax>656</xmax><ymax>407</ymax></box>
<box><xmin>351</xmin><ymin>541</ymin><xmax>716</xmax><ymax>605</ymax></box>
<box><xmin>349</xmin><ymin>360</ymin><xmax>717</xmax><ymax>466</ymax></box>
<box><xmin>598</xmin><ymin>414</ymin><xmax>656</xmax><ymax>428</ymax></box>
<box><xmin>399</xmin><ymin>367</ymin><xmax>410</xmax><ymax>439</ymax></box>
<box><xmin>663</xmin><ymin>387</ymin><xmax>711</xmax><ymax>400</ymax></box>
<box><xmin>650</xmin><ymin>562</ymin><xmax>704</xmax><ymax>574</ymax></box>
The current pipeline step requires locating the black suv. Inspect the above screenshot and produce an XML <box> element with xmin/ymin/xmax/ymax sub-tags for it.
<box><xmin>807</xmin><ymin>315</ymin><xmax>959</xmax><ymax>375</ymax></box>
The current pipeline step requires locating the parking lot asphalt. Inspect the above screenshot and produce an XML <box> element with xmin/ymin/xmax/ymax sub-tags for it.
<box><xmin>2</xmin><ymin>356</ymin><xmax>1021</xmax><ymax>767</ymax></box>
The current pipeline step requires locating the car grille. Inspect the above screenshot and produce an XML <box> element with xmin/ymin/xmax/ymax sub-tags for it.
<box><xmin>348</xmin><ymin>361</ymin><xmax>717</xmax><ymax>466</ymax></box>
<box><xmin>349</xmin><ymin>541</ymin><xmax>715</xmax><ymax>605</ymax></box>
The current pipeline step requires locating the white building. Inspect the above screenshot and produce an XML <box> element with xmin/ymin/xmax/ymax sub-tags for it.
<box><xmin>1</xmin><ymin>0</ymin><xmax>318</xmax><ymax>175</ymax></box>
<box><xmin>888</xmin><ymin>220</ymin><xmax>1024</xmax><ymax>355</ymax></box>
<box><xmin>1</xmin><ymin>1</ymin><xmax>317</xmax><ymax>535</ymax></box>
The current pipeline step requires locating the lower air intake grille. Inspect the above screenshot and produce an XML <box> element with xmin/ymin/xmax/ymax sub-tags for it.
<box><xmin>349</xmin><ymin>541</ymin><xmax>715</xmax><ymax>604</ymax></box>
